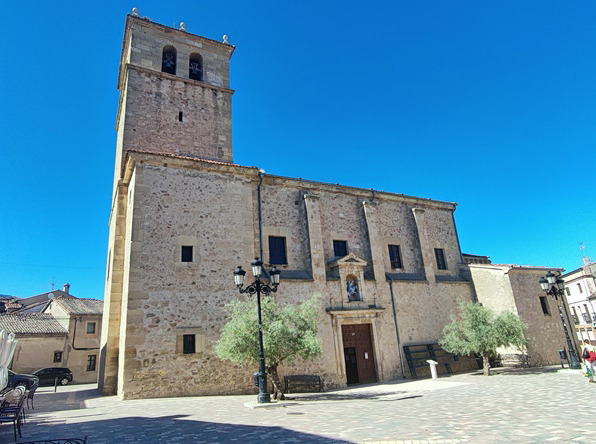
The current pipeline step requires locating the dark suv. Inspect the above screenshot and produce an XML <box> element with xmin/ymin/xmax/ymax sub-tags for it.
<box><xmin>32</xmin><ymin>368</ymin><xmax>73</xmax><ymax>386</ymax></box>
<box><xmin>7</xmin><ymin>370</ymin><xmax>39</xmax><ymax>389</ymax></box>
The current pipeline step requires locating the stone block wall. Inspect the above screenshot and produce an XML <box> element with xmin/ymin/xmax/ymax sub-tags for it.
<box><xmin>259</xmin><ymin>184</ymin><xmax>310</xmax><ymax>271</ymax></box>
<box><xmin>508</xmin><ymin>269</ymin><xmax>580</xmax><ymax>366</ymax></box>
<box><xmin>120</xmin><ymin>69</ymin><xmax>233</xmax><ymax>162</ymax></box>
<box><xmin>102</xmin><ymin>153</ymin><xmax>478</xmax><ymax>399</ymax></box>
<box><xmin>469</xmin><ymin>264</ymin><xmax>579</xmax><ymax>367</ymax></box>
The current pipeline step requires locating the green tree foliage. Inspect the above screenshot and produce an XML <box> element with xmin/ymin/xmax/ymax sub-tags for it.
<box><xmin>439</xmin><ymin>300</ymin><xmax>527</xmax><ymax>375</ymax></box>
<box><xmin>215</xmin><ymin>294</ymin><xmax>322</xmax><ymax>399</ymax></box>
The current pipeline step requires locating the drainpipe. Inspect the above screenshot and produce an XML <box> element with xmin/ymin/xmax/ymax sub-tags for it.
<box><xmin>256</xmin><ymin>170</ymin><xmax>273</xmax><ymax>283</ymax></box>
<box><xmin>389</xmin><ymin>278</ymin><xmax>405</xmax><ymax>378</ymax></box>
<box><xmin>257</xmin><ymin>170</ymin><xmax>264</xmax><ymax>262</ymax></box>
<box><xmin>451</xmin><ymin>208</ymin><xmax>463</xmax><ymax>264</ymax></box>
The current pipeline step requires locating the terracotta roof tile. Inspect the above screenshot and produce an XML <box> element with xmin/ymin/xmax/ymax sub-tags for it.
<box><xmin>0</xmin><ymin>313</ymin><xmax>67</xmax><ymax>335</ymax></box>
<box><xmin>52</xmin><ymin>297</ymin><xmax>103</xmax><ymax>315</ymax></box>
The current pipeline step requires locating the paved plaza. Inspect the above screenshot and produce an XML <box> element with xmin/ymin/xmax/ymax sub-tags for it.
<box><xmin>2</xmin><ymin>366</ymin><xmax>595</xmax><ymax>443</ymax></box>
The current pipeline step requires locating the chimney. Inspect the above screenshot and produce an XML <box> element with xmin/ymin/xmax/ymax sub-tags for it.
<box><xmin>63</xmin><ymin>283</ymin><xmax>70</xmax><ymax>294</ymax></box>
<box><xmin>583</xmin><ymin>256</ymin><xmax>590</xmax><ymax>266</ymax></box>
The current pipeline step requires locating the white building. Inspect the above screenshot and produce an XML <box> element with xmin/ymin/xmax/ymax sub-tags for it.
<box><xmin>562</xmin><ymin>257</ymin><xmax>596</xmax><ymax>345</ymax></box>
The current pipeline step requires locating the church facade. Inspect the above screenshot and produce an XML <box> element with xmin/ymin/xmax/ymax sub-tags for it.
<box><xmin>99</xmin><ymin>12</ymin><xmax>566</xmax><ymax>400</ymax></box>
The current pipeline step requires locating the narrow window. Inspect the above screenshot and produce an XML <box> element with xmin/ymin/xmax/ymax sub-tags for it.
<box><xmin>181</xmin><ymin>245</ymin><xmax>193</xmax><ymax>263</ymax></box>
<box><xmin>53</xmin><ymin>351</ymin><xmax>62</xmax><ymax>363</ymax></box>
<box><xmin>584</xmin><ymin>305</ymin><xmax>592</xmax><ymax>322</ymax></box>
<box><xmin>161</xmin><ymin>45</ymin><xmax>177</xmax><ymax>75</ymax></box>
<box><xmin>87</xmin><ymin>355</ymin><xmax>97</xmax><ymax>371</ymax></box>
<box><xmin>268</xmin><ymin>236</ymin><xmax>287</xmax><ymax>265</ymax></box>
<box><xmin>539</xmin><ymin>296</ymin><xmax>550</xmax><ymax>315</ymax></box>
<box><xmin>434</xmin><ymin>248</ymin><xmax>447</xmax><ymax>270</ymax></box>
<box><xmin>572</xmin><ymin>307</ymin><xmax>579</xmax><ymax>324</ymax></box>
<box><xmin>178</xmin><ymin>111</ymin><xmax>183</xmax><ymax>122</ymax></box>
<box><xmin>86</xmin><ymin>322</ymin><xmax>96</xmax><ymax>334</ymax></box>
<box><xmin>578</xmin><ymin>283</ymin><xmax>583</xmax><ymax>293</ymax></box>
<box><xmin>566</xmin><ymin>287</ymin><xmax>570</xmax><ymax>296</ymax></box>
<box><xmin>333</xmin><ymin>240</ymin><xmax>348</xmax><ymax>258</ymax></box>
<box><xmin>183</xmin><ymin>334</ymin><xmax>196</xmax><ymax>354</ymax></box>
<box><xmin>189</xmin><ymin>53</ymin><xmax>203</xmax><ymax>81</ymax></box>
<box><xmin>388</xmin><ymin>245</ymin><xmax>403</xmax><ymax>269</ymax></box>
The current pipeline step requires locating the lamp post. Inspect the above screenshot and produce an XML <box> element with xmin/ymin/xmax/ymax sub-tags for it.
<box><xmin>539</xmin><ymin>271</ymin><xmax>581</xmax><ymax>369</ymax></box>
<box><xmin>234</xmin><ymin>258</ymin><xmax>280</xmax><ymax>403</ymax></box>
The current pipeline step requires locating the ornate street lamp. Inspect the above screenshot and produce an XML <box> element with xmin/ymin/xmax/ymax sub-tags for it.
<box><xmin>539</xmin><ymin>271</ymin><xmax>580</xmax><ymax>369</ymax></box>
<box><xmin>234</xmin><ymin>258</ymin><xmax>280</xmax><ymax>403</ymax></box>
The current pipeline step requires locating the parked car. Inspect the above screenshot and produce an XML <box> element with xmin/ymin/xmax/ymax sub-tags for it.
<box><xmin>7</xmin><ymin>370</ymin><xmax>39</xmax><ymax>390</ymax></box>
<box><xmin>32</xmin><ymin>368</ymin><xmax>73</xmax><ymax>386</ymax></box>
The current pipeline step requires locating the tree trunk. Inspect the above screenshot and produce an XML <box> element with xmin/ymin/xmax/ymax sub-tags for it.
<box><xmin>483</xmin><ymin>353</ymin><xmax>490</xmax><ymax>376</ymax></box>
<box><xmin>268</xmin><ymin>364</ymin><xmax>285</xmax><ymax>400</ymax></box>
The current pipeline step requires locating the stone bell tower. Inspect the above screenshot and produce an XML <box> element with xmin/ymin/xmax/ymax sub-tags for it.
<box><xmin>112</xmin><ymin>10</ymin><xmax>235</xmax><ymax>188</ymax></box>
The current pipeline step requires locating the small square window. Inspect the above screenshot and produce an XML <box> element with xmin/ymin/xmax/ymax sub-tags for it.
<box><xmin>333</xmin><ymin>240</ymin><xmax>348</xmax><ymax>258</ymax></box>
<box><xmin>539</xmin><ymin>296</ymin><xmax>550</xmax><ymax>315</ymax></box>
<box><xmin>183</xmin><ymin>334</ymin><xmax>196</xmax><ymax>354</ymax></box>
<box><xmin>434</xmin><ymin>248</ymin><xmax>447</xmax><ymax>270</ymax></box>
<box><xmin>87</xmin><ymin>355</ymin><xmax>97</xmax><ymax>371</ymax></box>
<box><xmin>86</xmin><ymin>322</ymin><xmax>96</xmax><ymax>334</ymax></box>
<box><xmin>388</xmin><ymin>245</ymin><xmax>403</xmax><ymax>269</ymax></box>
<box><xmin>268</xmin><ymin>236</ymin><xmax>287</xmax><ymax>265</ymax></box>
<box><xmin>181</xmin><ymin>245</ymin><xmax>193</xmax><ymax>262</ymax></box>
<box><xmin>53</xmin><ymin>351</ymin><xmax>62</xmax><ymax>363</ymax></box>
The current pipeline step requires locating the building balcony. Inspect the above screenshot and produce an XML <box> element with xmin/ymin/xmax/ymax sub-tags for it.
<box><xmin>582</xmin><ymin>313</ymin><xmax>592</xmax><ymax>323</ymax></box>
<box><xmin>572</xmin><ymin>315</ymin><xmax>579</xmax><ymax>325</ymax></box>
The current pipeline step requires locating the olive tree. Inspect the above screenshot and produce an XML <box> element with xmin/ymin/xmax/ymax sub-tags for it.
<box><xmin>439</xmin><ymin>300</ymin><xmax>527</xmax><ymax>375</ymax></box>
<box><xmin>215</xmin><ymin>294</ymin><xmax>322</xmax><ymax>399</ymax></box>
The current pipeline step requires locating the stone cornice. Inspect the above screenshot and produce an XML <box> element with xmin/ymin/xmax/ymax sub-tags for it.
<box><xmin>121</xmin><ymin>151</ymin><xmax>458</xmax><ymax>211</ymax></box>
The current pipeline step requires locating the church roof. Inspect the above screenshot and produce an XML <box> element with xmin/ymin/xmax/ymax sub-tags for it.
<box><xmin>0</xmin><ymin>313</ymin><xmax>68</xmax><ymax>335</ymax></box>
<box><xmin>125</xmin><ymin>150</ymin><xmax>458</xmax><ymax>209</ymax></box>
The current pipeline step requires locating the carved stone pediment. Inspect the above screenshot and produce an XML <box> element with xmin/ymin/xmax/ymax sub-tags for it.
<box><xmin>328</xmin><ymin>253</ymin><xmax>367</xmax><ymax>269</ymax></box>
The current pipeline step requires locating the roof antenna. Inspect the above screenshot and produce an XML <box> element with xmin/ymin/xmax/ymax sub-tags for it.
<box><xmin>580</xmin><ymin>242</ymin><xmax>590</xmax><ymax>265</ymax></box>
<box><xmin>49</xmin><ymin>276</ymin><xmax>56</xmax><ymax>291</ymax></box>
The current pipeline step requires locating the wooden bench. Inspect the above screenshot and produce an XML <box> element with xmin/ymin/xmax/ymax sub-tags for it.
<box><xmin>403</xmin><ymin>343</ymin><xmax>482</xmax><ymax>379</ymax></box>
<box><xmin>284</xmin><ymin>374</ymin><xmax>322</xmax><ymax>393</ymax></box>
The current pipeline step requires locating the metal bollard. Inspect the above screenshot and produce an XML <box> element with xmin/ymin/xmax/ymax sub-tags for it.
<box><xmin>427</xmin><ymin>360</ymin><xmax>439</xmax><ymax>379</ymax></box>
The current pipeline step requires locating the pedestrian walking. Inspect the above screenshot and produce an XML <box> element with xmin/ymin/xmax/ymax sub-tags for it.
<box><xmin>582</xmin><ymin>339</ymin><xmax>596</xmax><ymax>383</ymax></box>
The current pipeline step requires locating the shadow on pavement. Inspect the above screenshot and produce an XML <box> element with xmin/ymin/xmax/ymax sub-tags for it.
<box><xmin>30</xmin><ymin>388</ymin><xmax>103</xmax><ymax>413</ymax></box>
<box><xmin>289</xmin><ymin>390</ymin><xmax>407</xmax><ymax>401</ymax></box>
<box><xmin>1</xmin><ymin>414</ymin><xmax>350</xmax><ymax>444</ymax></box>
<box><xmin>465</xmin><ymin>366</ymin><xmax>562</xmax><ymax>376</ymax></box>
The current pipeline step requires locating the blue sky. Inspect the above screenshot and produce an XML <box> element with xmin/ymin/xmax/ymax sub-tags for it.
<box><xmin>1</xmin><ymin>1</ymin><xmax>595</xmax><ymax>299</ymax></box>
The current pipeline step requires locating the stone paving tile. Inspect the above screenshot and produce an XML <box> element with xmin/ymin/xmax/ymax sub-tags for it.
<box><xmin>1</xmin><ymin>366</ymin><xmax>595</xmax><ymax>443</ymax></box>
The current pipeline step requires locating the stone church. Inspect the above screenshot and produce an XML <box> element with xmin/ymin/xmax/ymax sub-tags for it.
<box><xmin>99</xmin><ymin>12</ymin><xmax>571</xmax><ymax>399</ymax></box>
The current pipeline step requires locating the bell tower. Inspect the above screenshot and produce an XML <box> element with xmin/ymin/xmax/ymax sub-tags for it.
<box><xmin>113</xmin><ymin>10</ymin><xmax>235</xmax><ymax>185</ymax></box>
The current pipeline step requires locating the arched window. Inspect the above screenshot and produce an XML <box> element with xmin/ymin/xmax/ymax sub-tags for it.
<box><xmin>346</xmin><ymin>275</ymin><xmax>361</xmax><ymax>302</ymax></box>
<box><xmin>162</xmin><ymin>46</ymin><xmax>177</xmax><ymax>75</ymax></box>
<box><xmin>189</xmin><ymin>53</ymin><xmax>203</xmax><ymax>81</ymax></box>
